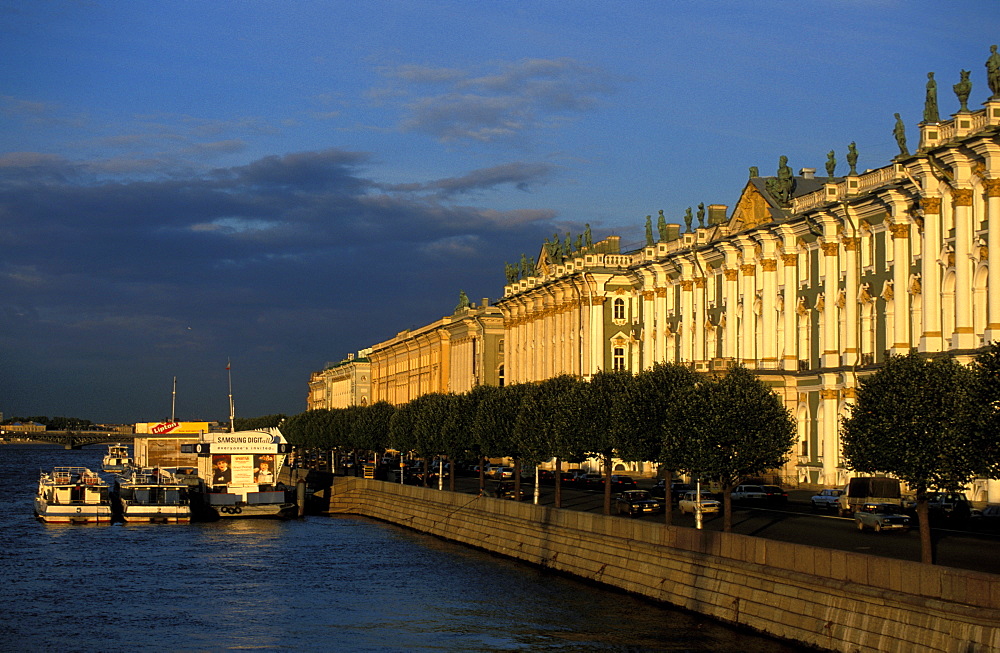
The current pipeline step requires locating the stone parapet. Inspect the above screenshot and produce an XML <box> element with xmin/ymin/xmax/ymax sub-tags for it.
<box><xmin>328</xmin><ymin>477</ymin><xmax>1000</xmax><ymax>653</ymax></box>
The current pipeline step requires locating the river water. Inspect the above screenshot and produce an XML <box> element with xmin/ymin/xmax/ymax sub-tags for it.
<box><xmin>1</xmin><ymin>444</ymin><xmax>807</xmax><ymax>652</ymax></box>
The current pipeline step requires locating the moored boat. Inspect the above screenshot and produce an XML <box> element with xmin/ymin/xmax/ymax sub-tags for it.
<box><xmin>102</xmin><ymin>443</ymin><xmax>133</xmax><ymax>473</ymax></box>
<box><xmin>182</xmin><ymin>428</ymin><xmax>296</xmax><ymax>520</ymax></box>
<box><xmin>34</xmin><ymin>467</ymin><xmax>113</xmax><ymax>524</ymax></box>
<box><xmin>113</xmin><ymin>467</ymin><xmax>192</xmax><ymax>523</ymax></box>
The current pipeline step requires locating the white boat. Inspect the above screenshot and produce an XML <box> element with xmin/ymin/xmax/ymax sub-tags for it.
<box><xmin>102</xmin><ymin>443</ymin><xmax>133</xmax><ymax>473</ymax></box>
<box><xmin>34</xmin><ymin>467</ymin><xmax>113</xmax><ymax>524</ymax></box>
<box><xmin>113</xmin><ymin>467</ymin><xmax>192</xmax><ymax>523</ymax></box>
<box><xmin>183</xmin><ymin>428</ymin><xmax>296</xmax><ymax>520</ymax></box>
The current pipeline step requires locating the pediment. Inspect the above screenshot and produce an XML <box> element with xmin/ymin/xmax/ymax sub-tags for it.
<box><xmin>727</xmin><ymin>182</ymin><xmax>773</xmax><ymax>234</ymax></box>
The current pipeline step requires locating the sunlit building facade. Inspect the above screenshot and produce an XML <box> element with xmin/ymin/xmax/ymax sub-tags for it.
<box><xmin>307</xmin><ymin>350</ymin><xmax>372</xmax><ymax>411</ymax></box>
<box><xmin>497</xmin><ymin>98</ymin><xmax>1000</xmax><ymax>500</ymax></box>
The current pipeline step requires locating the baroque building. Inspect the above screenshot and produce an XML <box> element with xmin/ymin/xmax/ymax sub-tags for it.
<box><xmin>367</xmin><ymin>296</ymin><xmax>505</xmax><ymax>405</ymax></box>
<box><xmin>497</xmin><ymin>95</ymin><xmax>1000</xmax><ymax>500</ymax></box>
<box><xmin>307</xmin><ymin>349</ymin><xmax>372</xmax><ymax>410</ymax></box>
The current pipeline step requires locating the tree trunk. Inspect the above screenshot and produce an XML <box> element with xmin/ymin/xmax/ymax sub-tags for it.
<box><xmin>478</xmin><ymin>455</ymin><xmax>486</xmax><ymax>495</ymax></box>
<box><xmin>916</xmin><ymin>489</ymin><xmax>934</xmax><ymax>564</ymax></box>
<box><xmin>422</xmin><ymin>458</ymin><xmax>430</xmax><ymax>487</ymax></box>
<box><xmin>555</xmin><ymin>457</ymin><xmax>562</xmax><ymax>508</ymax></box>
<box><xmin>663</xmin><ymin>469</ymin><xmax>673</xmax><ymax>527</ymax></box>
<box><xmin>514</xmin><ymin>457</ymin><xmax>521</xmax><ymax>501</ymax></box>
<box><xmin>603</xmin><ymin>453</ymin><xmax>612</xmax><ymax>515</ymax></box>
<box><xmin>448</xmin><ymin>454</ymin><xmax>456</xmax><ymax>492</ymax></box>
<box><xmin>722</xmin><ymin>482</ymin><xmax>734</xmax><ymax>532</ymax></box>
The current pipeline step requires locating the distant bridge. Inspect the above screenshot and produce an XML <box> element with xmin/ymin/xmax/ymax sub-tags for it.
<box><xmin>2</xmin><ymin>430</ymin><xmax>134</xmax><ymax>450</ymax></box>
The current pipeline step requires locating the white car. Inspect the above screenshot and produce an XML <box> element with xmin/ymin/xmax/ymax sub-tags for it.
<box><xmin>679</xmin><ymin>491</ymin><xmax>721</xmax><ymax>515</ymax></box>
<box><xmin>811</xmin><ymin>488</ymin><xmax>844</xmax><ymax>511</ymax></box>
<box><xmin>489</xmin><ymin>466</ymin><xmax>513</xmax><ymax>479</ymax></box>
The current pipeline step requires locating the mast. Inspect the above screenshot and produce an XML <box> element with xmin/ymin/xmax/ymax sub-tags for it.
<box><xmin>227</xmin><ymin>359</ymin><xmax>235</xmax><ymax>433</ymax></box>
<box><xmin>171</xmin><ymin>376</ymin><xmax>177</xmax><ymax>423</ymax></box>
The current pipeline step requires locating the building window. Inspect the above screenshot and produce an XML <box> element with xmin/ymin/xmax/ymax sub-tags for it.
<box><xmin>613</xmin><ymin>298</ymin><xmax>626</xmax><ymax>321</ymax></box>
<box><xmin>613</xmin><ymin>347</ymin><xmax>626</xmax><ymax>371</ymax></box>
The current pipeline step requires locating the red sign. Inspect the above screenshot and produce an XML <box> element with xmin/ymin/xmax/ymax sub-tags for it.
<box><xmin>150</xmin><ymin>421</ymin><xmax>180</xmax><ymax>434</ymax></box>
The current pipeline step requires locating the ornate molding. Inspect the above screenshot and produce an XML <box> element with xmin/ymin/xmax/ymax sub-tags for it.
<box><xmin>985</xmin><ymin>178</ymin><xmax>1000</xmax><ymax>198</ymax></box>
<box><xmin>740</xmin><ymin>264</ymin><xmax>756</xmax><ymax>276</ymax></box>
<box><xmin>781</xmin><ymin>253</ymin><xmax>798</xmax><ymax>266</ymax></box>
<box><xmin>724</xmin><ymin>269</ymin><xmax>739</xmax><ymax>281</ymax></box>
<box><xmin>953</xmin><ymin>188</ymin><xmax>974</xmax><ymax>207</ymax></box>
<box><xmin>694</xmin><ymin>277</ymin><xmax>706</xmax><ymax>288</ymax></box>
<box><xmin>655</xmin><ymin>286</ymin><xmax>668</xmax><ymax>297</ymax></box>
<box><xmin>821</xmin><ymin>242</ymin><xmax>839</xmax><ymax>256</ymax></box>
<box><xmin>680</xmin><ymin>280</ymin><xmax>694</xmax><ymax>291</ymax></box>
<box><xmin>761</xmin><ymin>259</ymin><xmax>778</xmax><ymax>272</ymax></box>
<box><xmin>922</xmin><ymin>196</ymin><xmax>942</xmax><ymax>214</ymax></box>
<box><xmin>820</xmin><ymin>389</ymin><xmax>839</xmax><ymax>400</ymax></box>
<box><xmin>889</xmin><ymin>223</ymin><xmax>910</xmax><ymax>239</ymax></box>
<box><xmin>642</xmin><ymin>290</ymin><xmax>655</xmax><ymax>300</ymax></box>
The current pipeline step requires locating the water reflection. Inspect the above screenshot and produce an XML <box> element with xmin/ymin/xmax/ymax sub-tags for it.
<box><xmin>2</xmin><ymin>445</ymin><xmax>805</xmax><ymax>652</ymax></box>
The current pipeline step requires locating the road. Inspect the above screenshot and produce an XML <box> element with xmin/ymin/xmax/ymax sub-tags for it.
<box><xmin>377</xmin><ymin>472</ymin><xmax>1000</xmax><ymax>575</ymax></box>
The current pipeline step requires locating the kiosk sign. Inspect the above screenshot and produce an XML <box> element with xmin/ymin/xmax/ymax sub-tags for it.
<box><xmin>212</xmin><ymin>433</ymin><xmax>280</xmax><ymax>454</ymax></box>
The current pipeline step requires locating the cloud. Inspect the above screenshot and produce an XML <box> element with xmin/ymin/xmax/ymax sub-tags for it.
<box><xmin>383</xmin><ymin>162</ymin><xmax>557</xmax><ymax>197</ymax></box>
<box><xmin>377</xmin><ymin>58</ymin><xmax>616</xmax><ymax>144</ymax></box>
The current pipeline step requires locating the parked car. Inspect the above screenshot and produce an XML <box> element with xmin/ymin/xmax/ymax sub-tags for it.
<box><xmin>489</xmin><ymin>466</ymin><xmax>514</xmax><ymax>480</ymax></box>
<box><xmin>731</xmin><ymin>484</ymin><xmax>767</xmax><ymax>502</ymax></box>
<box><xmin>973</xmin><ymin>505</ymin><xmax>1000</xmax><ymax>530</ymax></box>
<box><xmin>811</xmin><ymin>488</ymin><xmax>845</xmax><ymax>512</ymax></box>
<box><xmin>678</xmin><ymin>491</ymin><xmax>721</xmax><ymax>515</ymax></box>
<box><xmin>493</xmin><ymin>481</ymin><xmax>529</xmax><ymax>501</ymax></box>
<box><xmin>614</xmin><ymin>490</ymin><xmax>663</xmax><ymax>516</ymax></box>
<box><xmin>609</xmin><ymin>475</ymin><xmax>637</xmax><ymax>491</ymax></box>
<box><xmin>651</xmin><ymin>481</ymin><xmax>694</xmax><ymax>502</ymax></box>
<box><xmin>577</xmin><ymin>473</ymin><xmax>604</xmax><ymax>490</ymax></box>
<box><xmin>760</xmin><ymin>485</ymin><xmax>788</xmax><ymax>503</ymax></box>
<box><xmin>854</xmin><ymin>503</ymin><xmax>911</xmax><ymax>533</ymax></box>
<box><xmin>905</xmin><ymin>491</ymin><xmax>973</xmax><ymax>523</ymax></box>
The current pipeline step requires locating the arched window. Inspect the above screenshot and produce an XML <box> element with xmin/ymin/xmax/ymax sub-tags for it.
<box><xmin>613</xmin><ymin>298</ymin><xmax>626</xmax><ymax>321</ymax></box>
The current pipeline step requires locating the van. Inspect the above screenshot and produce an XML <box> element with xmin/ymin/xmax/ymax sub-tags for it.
<box><xmin>837</xmin><ymin>477</ymin><xmax>902</xmax><ymax>517</ymax></box>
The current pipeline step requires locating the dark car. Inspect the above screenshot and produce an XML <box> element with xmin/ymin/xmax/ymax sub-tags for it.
<box><xmin>609</xmin><ymin>475</ymin><xmax>637</xmax><ymax>491</ymax></box>
<box><xmin>650</xmin><ymin>481</ymin><xmax>694</xmax><ymax>503</ymax></box>
<box><xmin>614</xmin><ymin>490</ymin><xmax>663</xmax><ymax>516</ymax></box>
<box><xmin>760</xmin><ymin>485</ymin><xmax>788</xmax><ymax>503</ymax></box>
<box><xmin>493</xmin><ymin>481</ymin><xmax>529</xmax><ymax>501</ymax></box>
<box><xmin>854</xmin><ymin>502</ymin><xmax>912</xmax><ymax>533</ymax></box>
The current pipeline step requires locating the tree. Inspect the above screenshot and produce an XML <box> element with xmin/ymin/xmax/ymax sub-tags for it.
<box><xmin>350</xmin><ymin>401</ymin><xmax>396</xmax><ymax>469</ymax></box>
<box><xmin>842</xmin><ymin>353</ymin><xmax>988</xmax><ymax>563</ymax></box>
<box><xmin>681</xmin><ymin>365</ymin><xmax>796</xmax><ymax>532</ymax></box>
<box><xmin>624</xmin><ymin>362</ymin><xmax>701</xmax><ymax>525</ymax></box>
<box><xmin>583</xmin><ymin>370</ymin><xmax>636</xmax><ymax>515</ymax></box>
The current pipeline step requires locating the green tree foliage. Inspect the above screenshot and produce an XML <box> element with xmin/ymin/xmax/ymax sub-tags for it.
<box><xmin>234</xmin><ymin>414</ymin><xmax>286</xmax><ymax>431</ymax></box>
<box><xmin>842</xmin><ymin>353</ymin><xmax>988</xmax><ymax>563</ymax></box>
<box><xmin>624</xmin><ymin>362</ymin><xmax>701</xmax><ymax>525</ymax></box>
<box><xmin>584</xmin><ymin>369</ymin><xmax>636</xmax><ymax>514</ymax></box>
<box><xmin>351</xmin><ymin>401</ymin><xmax>395</xmax><ymax>455</ymax></box>
<box><xmin>680</xmin><ymin>365</ymin><xmax>796</xmax><ymax>532</ymax></box>
<box><xmin>974</xmin><ymin>343</ymin><xmax>1000</xmax><ymax>479</ymax></box>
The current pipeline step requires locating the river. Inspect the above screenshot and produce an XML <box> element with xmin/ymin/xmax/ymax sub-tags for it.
<box><xmin>0</xmin><ymin>444</ymin><xmax>808</xmax><ymax>652</ymax></box>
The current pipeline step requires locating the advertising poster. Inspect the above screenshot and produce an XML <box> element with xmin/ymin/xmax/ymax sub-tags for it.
<box><xmin>231</xmin><ymin>454</ymin><xmax>254</xmax><ymax>485</ymax></box>
<box><xmin>211</xmin><ymin>454</ymin><xmax>232</xmax><ymax>486</ymax></box>
<box><xmin>254</xmin><ymin>454</ymin><xmax>275</xmax><ymax>485</ymax></box>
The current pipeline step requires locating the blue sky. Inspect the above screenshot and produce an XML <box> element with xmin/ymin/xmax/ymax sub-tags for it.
<box><xmin>1</xmin><ymin>1</ymin><xmax>996</xmax><ymax>423</ymax></box>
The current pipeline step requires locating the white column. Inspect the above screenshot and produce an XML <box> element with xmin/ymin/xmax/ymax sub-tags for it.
<box><xmin>740</xmin><ymin>262</ymin><xmax>756</xmax><ymax>363</ymax></box>
<box><xmin>782</xmin><ymin>250</ymin><xmax>799</xmax><ymax>370</ymax></box>
<box><xmin>821</xmin><ymin>240</ymin><xmax>840</xmax><ymax>368</ymax></box>
<box><xmin>889</xmin><ymin>221</ymin><xmax>912</xmax><ymax>353</ymax></box>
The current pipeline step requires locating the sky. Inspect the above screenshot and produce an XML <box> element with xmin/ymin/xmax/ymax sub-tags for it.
<box><xmin>1</xmin><ymin>1</ymin><xmax>997</xmax><ymax>424</ymax></box>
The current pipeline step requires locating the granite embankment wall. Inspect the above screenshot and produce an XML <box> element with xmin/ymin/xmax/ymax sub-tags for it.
<box><xmin>326</xmin><ymin>477</ymin><xmax>1000</xmax><ymax>653</ymax></box>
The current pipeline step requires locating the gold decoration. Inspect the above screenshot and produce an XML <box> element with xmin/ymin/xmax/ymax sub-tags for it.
<box><xmin>761</xmin><ymin>259</ymin><xmax>778</xmax><ymax>272</ymax></box>
<box><xmin>985</xmin><ymin>178</ymin><xmax>1000</xmax><ymax>198</ymax></box>
<box><xmin>953</xmin><ymin>188</ymin><xmax>973</xmax><ymax>207</ymax></box>
<box><xmin>694</xmin><ymin>277</ymin><xmax>706</xmax><ymax>288</ymax></box>
<box><xmin>655</xmin><ymin>287</ymin><xmax>668</xmax><ymax>297</ymax></box>
<box><xmin>724</xmin><ymin>269</ymin><xmax>739</xmax><ymax>281</ymax></box>
<box><xmin>782</xmin><ymin>253</ymin><xmax>798</xmax><ymax>266</ymax></box>
<box><xmin>680</xmin><ymin>280</ymin><xmax>694</xmax><ymax>291</ymax></box>
<box><xmin>820</xmin><ymin>389</ymin><xmax>839</xmax><ymax>400</ymax></box>
<box><xmin>922</xmin><ymin>196</ymin><xmax>942</xmax><ymax>214</ymax></box>
<box><xmin>842</xmin><ymin>237</ymin><xmax>860</xmax><ymax>251</ymax></box>
<box><xmin>889</xmin><ymin>223</ymin><xmax>910</xmax><ymax>239</ymax></box>
<box><xmin>740</xmin><ymin>264</ymin><xmax>756</xmax><ymax>276</ymax></box>
<box><xmin>821</xmin><ymin>242</ymin><xmax>839</xmax><ymax>256</ymax></box>
<box><xmin>642</xmin><ymin>290</ymin><xmax>655</xmax><ymax>300</ymax></box>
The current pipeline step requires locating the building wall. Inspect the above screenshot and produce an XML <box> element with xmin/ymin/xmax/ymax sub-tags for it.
<box><xmin>497</xmin><ymin>101</ymin><xmax>1000</xmax><ymax>499</ymax></box>
<box><xmin>307</xmin><ymin>357</ymin><xmax>372</xmax><ymax>411</ymax></box>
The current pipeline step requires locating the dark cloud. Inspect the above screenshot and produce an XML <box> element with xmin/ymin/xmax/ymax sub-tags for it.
<box><xmin>0</xmin><ymin>147</ymin><xmax>567</xmax><ymax>422</ymax></box>
<box><xmin>381</xmin><ymin>58</ymin><xmax>616</xmax><ymax>143</ymax></box>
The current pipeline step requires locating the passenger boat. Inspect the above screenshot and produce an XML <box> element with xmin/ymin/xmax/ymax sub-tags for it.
<box><xmin>113</xmin><ymin>467</ymin><xmax>192</xmax><ymax>523</ymax></box>
<box><xmin>34</xmin><ymin>467</ymin><xmax>113</xmax><ymax>524</ymax></box>
<box><xmin>102</xmin><ymin>443</ymin><xmax>133</xmax><ymax>473</ymax></box>
<box><xmin>183</xmin><ymin>428</ymin><xmax>296</xmax><ymax>520</ymax></box>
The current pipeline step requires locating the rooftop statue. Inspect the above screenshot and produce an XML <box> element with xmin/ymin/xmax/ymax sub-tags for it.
<box><xmin>923</xmin><ymin>72</ymin><xmax>939</xmax><ymax>123</ymax></box>
<box><xmin>575</xmin><ymin>234</ymin><xmax>582</xmax><ymax>252</ymax></box>
<box><xmin>645</xmin><ymin>215</ymin><xmax>654</xmax><ymax>246</ymax></box>
<box><xmin>505</xmin><ymin>262</ymin><xmax>518</xmax><ymax>284</ymax></box>
<box><xmin>584</xmin><ymin>223</ymin><xmax>593</xmax><ymax>249</ymax></box>
<box><xmin>749</xmin><ymin>166</ymin><xmax>759</xmax><ymax>179</ymax></box>
<box><xmin>765</xmin><ymin>155</ymin><xmax>795</xmax><ymax>206</ymax></box>
<box><xmin>847</xmin><ymin>141</ymin><xmax>859</xmax><ymax>175</ymax></box>
<box><xmin>988</xmin><ymin>45</ymin><xmax>1000</xmax><ymax>100</ymax></box>
<box><xmin>697</xmin><ymin>203</ymin><xmax>705</xmax><ymax>228</ymax></box>
<box><xmin>826</xmin><ymin>150</ymin><xmax>836</xmax><ymax>180</ymax></box>
<box><xmin>953</xmin><ymin>69</ymin><xmax>972</xmax><ymax>113</ymax></box>
<box><xmin>455</xmin><ymin>290</ymin><xmax>470</xmax><ymax>312</ymax></box>
<box><xmin>657</xmin><ymin>209</ymin><xmax>667</xmax><ymax>241</ymax></box>
<box><xmin>893</xmin><ymin>113</ymin><xmax>909</xmax><ymax>157</ymax></box>
<box><xmin>684</xmin><ymin>207</ymin><xmax>693</xmax><ymax>233</ymax></box>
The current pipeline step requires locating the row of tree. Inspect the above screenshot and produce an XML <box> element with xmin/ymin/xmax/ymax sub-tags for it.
<box><xmin>280</xmin><ymin>364</ymin><xmax>797</xmax><ymax>532</ymax></box>
<box><xmin>842</xmin><ymin>344</ymin><xmax>1000</xmax><ymax>564</ymax></box>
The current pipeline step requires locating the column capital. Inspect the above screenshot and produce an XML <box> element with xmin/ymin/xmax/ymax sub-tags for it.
<box><xmin>761</xmin><ymin>259</ymin><xmax>778</xmax><ymax>272</ymax></box>
<box><xmin>889</xmin><ymin>223</ymin><xmax>910</xmax><ymax>239</ymax></box>
<box><xmin>724</xmin><ymin>269</ymin><xmax>739</xmax><ymax>281</ymax></box>
<box><xmin>781</xmin><ymin>252</ymin><xmax>798</xmax><ymax>266</ymax></box>
<box><xmin>821</xmin><ymin>242</ymin><xmax>839</xmax><ymax>256</ymax></box>
<box><xmin>922</xmin><ymin>196</ymin><xmax>942</xmax><ymax>214</ymax></box>
<box><xmin>953</xmin><ymin>188</ymin><xmax>974</xmax><ymax>207</ymax></box>
<box><xmin>985</xmin><ymin>178</ymin><xmax>1000</xmax><ymax>197</ymax></box>
<box><xmin>842</xmin><ymin>236</ymin><xmax>861</xmax><ymax>251</ymax></box>
<box><xmin>740</xmin><ymin>264</ymin><xmax>756</xmax><ymax>276</ymax></box>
